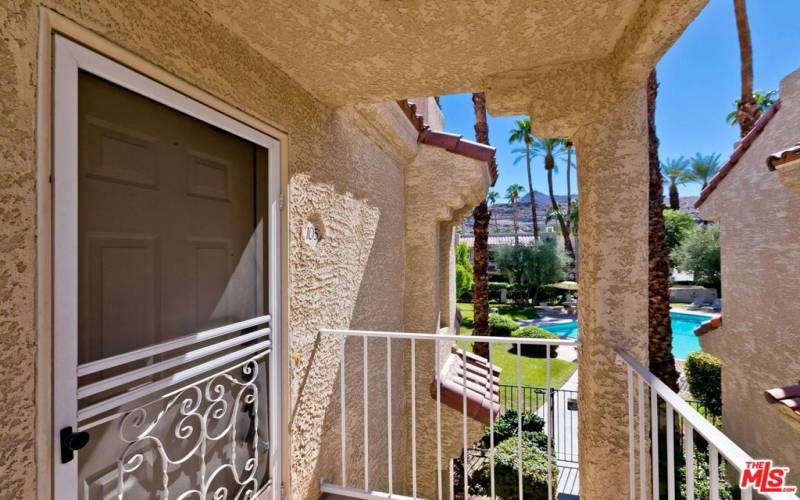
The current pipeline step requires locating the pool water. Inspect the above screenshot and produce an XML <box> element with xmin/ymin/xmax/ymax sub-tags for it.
<box><xmin>538</xmin><ymin>312</ymin><xmax>711</xmax><ymax>360</ymax></box>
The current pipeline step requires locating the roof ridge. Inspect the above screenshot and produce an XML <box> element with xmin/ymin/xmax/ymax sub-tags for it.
<box><xmin>695</xmin><ymin>100</ymin><xmax>782</xmax><ymax>208</ymax></box>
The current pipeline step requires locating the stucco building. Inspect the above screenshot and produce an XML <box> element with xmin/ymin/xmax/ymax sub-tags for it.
<box><xmin>4</xmin><ymin>2</ymin><xmax>787</xmax><ymax>500</ymax></box>
<box><xmin>695</xmin><ymin>67</ymin><xmax>800</xmax><ymax>487</ymax></box>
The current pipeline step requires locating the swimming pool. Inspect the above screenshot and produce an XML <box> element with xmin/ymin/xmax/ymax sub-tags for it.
<box><xmin>538</xmin><ymin>311</ymin><xmax>712</xmax><ymax>360</ymax></box>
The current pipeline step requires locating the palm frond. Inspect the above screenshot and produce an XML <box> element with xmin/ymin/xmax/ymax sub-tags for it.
<box><xmin>689</xmin><ymin>152</ymin><xmax>723</xmax><ymax>185</ymax></box>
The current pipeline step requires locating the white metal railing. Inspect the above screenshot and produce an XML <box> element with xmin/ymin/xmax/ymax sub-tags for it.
<box><xmin>319</xmin><ymin>328</ymin><xmax>578</xmax><ymax>500</ymax></box>
<box><xmin>617</xmin><ymin>349</ymin><xmax>796</xmax><ymax>500</ymax></box>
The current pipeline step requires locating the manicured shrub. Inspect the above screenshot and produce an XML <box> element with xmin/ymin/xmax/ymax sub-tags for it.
<box><xmin>511</xmin><ymin>326</ymin><xmax>559</xmax><ymax>358</ymax></box>
<box><xmin>489</xmin><ymin>313</ymin><xmax>518</xmax><ymax>336</ymax></box>
<box><xmin>482</xmin><ymin>409</ymin><xmax>544</xmax><ymax>447</ymax></box>
<box><xmin>680</xmin><ymin>447</ymin><xmax>737</xmax><ymax>500</ymax></box>
<box><xmin>471</xmin><ymin>434</ymin><xmax>559</xmax><ymax>499</ymax></box>
<box><xmin>685</xmin><ymin>351</ymin><xmax>722</xmax><ymax>411</ymax></box>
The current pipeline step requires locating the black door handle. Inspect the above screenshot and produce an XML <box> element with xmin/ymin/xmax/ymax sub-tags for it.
<box><xmin>60</xmin><ymin>426</ymin><xmax>90</xmax><ymax>464</ymax></box>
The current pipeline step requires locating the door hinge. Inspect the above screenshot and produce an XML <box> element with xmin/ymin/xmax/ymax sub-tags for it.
<box><xmin>279</xmin><ymin>193</ymin><xmax>285</xmax><ymax>210</ymax></box>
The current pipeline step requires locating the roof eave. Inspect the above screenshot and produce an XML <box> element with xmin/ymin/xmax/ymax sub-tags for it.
<box><xmin>695</xmin><ymin>100</ymin><xmax>782</xmax><ymax>208</ymax></box>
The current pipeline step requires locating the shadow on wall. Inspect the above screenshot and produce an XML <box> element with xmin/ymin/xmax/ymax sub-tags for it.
<box><xmin>316</xmin><ymin>201</ymin><xmax>413</xmax><ymax>492</ymax></box>
<box><xmin>287</xmin><ymin>173</ymin><xmax>388</xmax><ymax>498</ymax></box>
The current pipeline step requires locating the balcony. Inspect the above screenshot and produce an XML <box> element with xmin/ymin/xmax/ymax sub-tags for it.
<box><xmin>316</xmin><ymin>329</ymin><xmax>782</xmax><ymax>500</ymax></box>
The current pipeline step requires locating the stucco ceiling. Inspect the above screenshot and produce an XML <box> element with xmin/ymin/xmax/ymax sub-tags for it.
<box><xmin>194</xmin><ymin>0</ymin><xmax>705</xmax><ymax>113</ymax></box>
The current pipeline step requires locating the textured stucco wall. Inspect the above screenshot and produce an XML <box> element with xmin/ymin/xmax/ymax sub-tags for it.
<box><xmin>0</xmin><ymin>2</ymin><xmax>39</xmax><ymax>497</ymax></box>
<box><xmin>0</xmin><ymin>2</ymin><xmax>412</xmax><ymax>498</ymax></box>
<box><xmin>573</xmin><ymin>80</ymin><xmax>651</xmax><ymax>499</ymax></box>
<box><xmin>698</xmin><ymin>67</ymin><xmax>800</xmax><ymax>486</ymax></box>
<box><xmin>408</xmin><ymin>97</ymin><xmax>445</xmax><ymax>132</ymax></box>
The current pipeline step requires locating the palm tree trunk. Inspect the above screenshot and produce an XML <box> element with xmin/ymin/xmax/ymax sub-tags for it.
<box><xmin>647</xmin><ymin>69</ymin><xmax>679</xmax><ymax>391</ymax></box>
<box><xmin>669</xmin><ymin>182</ymin><xmax>680</xmax><ymax>210</ymax></box>
<box><xmin>734</xmin><ymin>0</ymin><xmax>758</xmax><ymax>137</ymax></box>
<box><xmin>566</xmin><ymin>142</ymin><xmax>573</xmax><ymax>232</ymax></box>
<box><xmin>545</xmin><ymin>163</ymin><xmax>575</xmax><ymax>262</ymax></box>
<box><xmin>511</xmin><ymin>200</ymin><xmax>519</xmax><ymax>246</ymax></box>
<box><xmin>525</xmin><ymin>143</ymin><xmax>539</xmax><ymax>241</ymax></box>
<box><xmin>471</xmin><ymin>92</ymin><xmax>492</xmax><ymax>357</ymax></box>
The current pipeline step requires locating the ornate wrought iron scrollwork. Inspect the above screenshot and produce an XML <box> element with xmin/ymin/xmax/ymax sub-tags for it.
<box><xmin>115</xmin><ymin>356</ymin><xmax>265</xmax><ymax>499</ymax></box>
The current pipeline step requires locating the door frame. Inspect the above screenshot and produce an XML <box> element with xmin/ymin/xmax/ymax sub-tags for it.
<box><xmin>39</xmin><ymin>15</ymin><xmax>289</xmax><ymax>499</ymax></box>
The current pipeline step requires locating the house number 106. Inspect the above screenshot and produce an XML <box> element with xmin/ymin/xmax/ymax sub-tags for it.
<box><xmin>304</xmin><ymin>221</ymin><xmax>320</xmax><ymax>247</ymax></box>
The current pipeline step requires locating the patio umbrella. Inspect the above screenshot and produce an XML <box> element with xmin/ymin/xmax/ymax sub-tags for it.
<box><xmin>547</xmin><ymin>281</ymin><xmax>579</xmax><ymax>291</ymax></box>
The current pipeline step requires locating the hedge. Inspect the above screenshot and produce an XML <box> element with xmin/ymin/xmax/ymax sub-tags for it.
<box><xmin>489</xmin><ymin>313</ymin><xmax>518</xmax><ymax>336</ymax></box>
<box><xmin>482</xmin><ymin>410</ymin><xmax>544</xmax><ymax>448</ymax></box>
<box><xmin>471</xmin><ymin>434</ymin><xmax>559</xmax><ymax>499</ymax></box>
<box><xmin>511</xmin><ymin>326</ymin><xmax>559</xmax><ymax>358</ymax></box>
<box><xmin>685</xmin><ymin>351</ymin><xmax>721</xmax><ymax>409</ymax></box>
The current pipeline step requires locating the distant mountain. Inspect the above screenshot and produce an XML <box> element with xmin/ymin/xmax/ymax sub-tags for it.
<box><xmin>460</xmin><ymin>195</ymin><xmax>701</xmax><ymax>234</ymax></box>
<box><xmin>461</xmin><ymin>192</ymin><xmax>575</xmax><ymax>233</ymax></box>
<box><xmin>663</xmin><ymin>195</ymin><xmax>700</xmax><ymax>219</ymax></box>
<box><xmin>519</xmin><ymin>190</ymin><xmax>570</xmax><ymax>205</ymax></box>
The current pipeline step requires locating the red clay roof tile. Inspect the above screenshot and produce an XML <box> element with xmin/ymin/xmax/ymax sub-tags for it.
<box><xmin>397</xmin><ymin>100</ymin><xmax>498</xmax><ymax>182</ymax></box>
<box><xmin>767</xmin><ymin>142</ymin><xmax>800</xmax><ymax>170</ymax></box>
<box><xmin>694</xmin><ymin>315</ymin><xmax>722</xmax><ymax>336</ymax></box>
<box><xmin>430</xmin><ymin>346</ymin><xmax>502</xmax><ymax>425</ymax></box>
<box><xmin>765</xmin><ymin>384</ymin><xmax>800</xmax><ymax>418</ymax></box>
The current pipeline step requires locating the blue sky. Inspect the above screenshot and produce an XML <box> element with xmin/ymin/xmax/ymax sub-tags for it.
<box><xmin>439</xmin><ymin>0</ymin><xmax>800</xmax><ymax>199</ymax></box>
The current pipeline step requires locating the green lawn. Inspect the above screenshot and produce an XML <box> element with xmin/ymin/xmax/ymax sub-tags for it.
<box><xmin>458</xmin><ymin>301</ymin><xmax>540</xmax><ymax>334</ymax></box>
<box><xmin>457</xmin><ymin>302</ymin><xmax>576</xmax><ymax>390</ymax></box>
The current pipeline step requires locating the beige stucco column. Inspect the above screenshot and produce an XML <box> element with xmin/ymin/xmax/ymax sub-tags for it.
<box><xmin>570</xmin><ymin>83</ymin><xmax>650</xmax><ymax>499</ymax></box>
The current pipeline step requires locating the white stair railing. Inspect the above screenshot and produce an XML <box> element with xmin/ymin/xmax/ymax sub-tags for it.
<box><xmin>617</xmin><ymin>349</ymin><xmax>798</xmax><ymax>500</ymax></box>
<box><xmin>319</xmin><ymin>328</ymin><xmax>578</xmax><ymax>500</ymax></box>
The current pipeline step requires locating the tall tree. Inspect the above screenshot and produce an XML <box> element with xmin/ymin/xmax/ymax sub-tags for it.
<box><xmin>647</xmin><ymin>69</ymin><xmax>680</xmax><ymax>391</ymax></box>
<box><xmin>726</xmin><ymin>89</ymin><xmax>777</xmax><ymax>127</ymax></box>
<box><xmin>471</xmin><ymin>92</ymin><xmax>493</xmax><ymax>357</ymax></box>
<box><xmin>689</xmin><ymin>153</ymin><xmax>722</xmax><ymax>189</ymax></box>
<box><xmin>509</xmin><ymin>118</ymin><xmax>540</xmax><ymax>240</ymax></box>
<box><xmin>564</xmin><ymin>139</ymin><xmax>574</xmax><ymax>233</ymax></box>
<box><xmin>505</xmin><ymin>183</ymin><xmax>525</xmax><ymax>246</ymax></box>
<box><xmin>660</xmin><ymin>157</ymin><xmax>691</xmax><ymax>210</ymax></box>
<box><xmin>531</xmin><ymin>138</ymin><xmax>576</xmax><ymax>263</ymax></box>
<box><xmin>733</xmin><ymin>0</ymin><xmax>758</xmax><ymax>136</ymax></box>
<box><xmin>487</xmin><ymin>190</ymin><xmax>499</xmax><ymax>232</ymax></box>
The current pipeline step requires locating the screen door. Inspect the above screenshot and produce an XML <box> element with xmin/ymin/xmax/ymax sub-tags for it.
<box><xmin>52</xmin><ymin>36</ymin><xmax>282</xmax><ymax>500</ymax></box>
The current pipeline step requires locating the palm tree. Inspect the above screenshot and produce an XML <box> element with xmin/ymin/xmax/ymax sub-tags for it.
<box><xmin>567</xmin><ymin>200</ymin><xmax>579</xmax><ymax>277</ymax></box>
<box><xmin>487</xmin><ymin>190</ymin><xmax>499</xmax><ymax>232</ymax></box>
<box><xmin>470</xmin><ymin>92</ymin><xmax>493</xmax><ymax>356</ymax></box>
<box><xmin>733</xmin><ymin>0</ymin><xmax>758</xmax><ymax>137</ymax></box>
<box><xmin>647</xmin><ymin>69</ymin><xmax>680</xmax><ymax>391</ymax></box>
<box><xmin>505</xmin><ymin>183</ymin><xmax>525</xmax><ymax>246</ymax></box>
<box><xmin>689</xmin><ymin>153</ymin><xmax>723</xmax><ymax>189</ymax></box>
<box><xmin>726</xmin><ymin>90</ymin><xmax>778</xmax><ymax>127</ymax></box>
<box><xmin>567</xmin><ymin>200</ymin><xmax>578</xmax><ymax>236</ymax></box>
<box><xmin>509</xmin><ymin>118</ymin><xmax>539</xmax><ymax>241</ymax></box>
<box><xmin>531</xmin><ymin>138</ymin><xmax>576</xmax><ymax>263</ymax></box>
<box><xmin>660</xmin><ymin>157</ymin><xmax>691</xmax><ymax>210</ymax></box>
<box><xmin>564</xmin><ymin>139</ymin><xmax>575</xmax><ymax>233</ymax></box>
